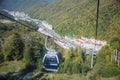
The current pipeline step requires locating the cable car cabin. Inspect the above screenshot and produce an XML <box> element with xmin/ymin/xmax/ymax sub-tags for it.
<box><xmin>43</xmin><ymin>49</ymin><xmax>62</xmax><ymax>72</ymax></box>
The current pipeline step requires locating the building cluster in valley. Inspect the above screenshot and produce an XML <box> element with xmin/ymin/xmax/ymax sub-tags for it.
<box><xmin>1</xmin><ymin>9</ymin><xmax>107</xmax><ymax>55</ymax></box>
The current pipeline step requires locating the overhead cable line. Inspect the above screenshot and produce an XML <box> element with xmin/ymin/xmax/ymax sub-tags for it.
<box><xmin>91</xmin><ymin>0</ymin><xmax>100</xmax><ymax>69</ymax></box>
<box><xmin>0</xmin><ymin>12</ymin><xmax>35</xmax><ymax>30</ymax></box>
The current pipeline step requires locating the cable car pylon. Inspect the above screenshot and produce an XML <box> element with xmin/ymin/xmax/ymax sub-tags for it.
<box><xmin>91</xmin><ymin>0</ymin><xmax>100</xmax><ymax>69</ymax></box>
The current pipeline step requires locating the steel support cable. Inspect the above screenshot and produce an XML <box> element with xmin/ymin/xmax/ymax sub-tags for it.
<box><xmin>95</xmin><ymin>0</ymin><xmax>99</xmax><ymax>39</ymax></box>
<box><xmin>0</xmin><ymin>12</ymin><xmax>35</xmax><ymax>30</ymax></box>
<box><xmin>45</xmin><ymin>36</ymin><xmax>50</xmax><ymax>50</ymax></box>
<box><xmin>0</xmin><ymin>11</ymin><xmax>58</xmax><ymax>51</ymax></box>
<box><xmin>0</xmin><ymin>12</ymin><xmax>47</xmax><ymax>50</ymax></box>
<box><xmin>91</xmin><ymin>0</ymin><xmax>100</xmax><ymax>69</ymax></box>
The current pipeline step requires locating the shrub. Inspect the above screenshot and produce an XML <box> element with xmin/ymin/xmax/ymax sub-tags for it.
<box><xmin>2</xmin><ymin>33</ymin><xmax>24</xmax><ymax>61</ymax></box>
<box><xmin>101</xmin><ymin>63</ymin><xmax>120</xmax><ymax>77</ymax></box>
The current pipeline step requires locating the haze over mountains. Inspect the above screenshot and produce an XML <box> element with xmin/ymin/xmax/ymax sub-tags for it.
<box><xmin>0</xmin><ymin>0</ymin><xmax>58</xmax><ymax>11</ymax></box>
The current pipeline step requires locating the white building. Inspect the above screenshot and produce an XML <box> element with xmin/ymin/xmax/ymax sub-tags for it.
<box><xmin>42</xmin><ymin>21</ymin><xmax>53</xmax><ymax>30</ymax></box>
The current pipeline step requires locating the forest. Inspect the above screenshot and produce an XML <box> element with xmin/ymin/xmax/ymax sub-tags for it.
<box><xmin>0</xmin><ymin>0</ymin><xmax>120</xmax><ymax>80</ymax></box>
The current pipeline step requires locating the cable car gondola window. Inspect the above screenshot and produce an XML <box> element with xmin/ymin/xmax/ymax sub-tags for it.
<box><xmin>44</xmin><ymin>56</ymin><xmax>58</xmax><ymax>64</ymax></box>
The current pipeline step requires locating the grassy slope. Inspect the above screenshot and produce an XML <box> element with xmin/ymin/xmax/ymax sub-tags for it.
<box><xmin>0</xmin><ymin>61</ymin><xmax>25</xmax><ymax>72</ymax></box>
<box><xmin>44</xmin><ymin>73</ymin><xmax>119</xmax><ymax>80</ymax></box>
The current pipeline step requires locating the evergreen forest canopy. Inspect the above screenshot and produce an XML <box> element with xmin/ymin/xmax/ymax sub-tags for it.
<box><xmin>0</xmin><ymin>0</ymin><xmax>120</xmax><ymax>80</ymax></box>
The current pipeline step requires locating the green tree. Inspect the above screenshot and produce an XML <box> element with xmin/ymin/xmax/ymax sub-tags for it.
<box><xmin>93</xmin><ymin>45</ymin><xmax>120</xmax><ymax>78</ymax></box>
<box><xmin>110</xmin><ymin>37</ymin><xmax>120</xmax><ymax>50</ymax></box>
<box><xmin>2</xmin><ymin>32</ymin><xmax>24</xmax><ymax>61</ymax></box>
<box><xmin>101</xmin><ymin>63</ymin><xmax>120</xmax><ymax>77</ymax></box>
<box><xmin>60</xmin><ymin>48</ymin><xmax>84</xmax><ymax>74</ymax></box>
<box><xmin>0</xmin><ymin>46</ymin><xmax>4</xmax><ymax>63</ymax></box>
<box><xmin>23</xmin><ymin>45</ymin><xmax>35</xmax><ymax>64</ymax></box>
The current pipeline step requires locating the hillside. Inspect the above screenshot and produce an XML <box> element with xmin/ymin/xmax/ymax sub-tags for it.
<box><xmin>0</xmin><ymin>0</ymin><xmax>120</xmax><ymax>80</ymax></box>
<box><xmin>0</xmin><ymin>0</ymin><xmax>58</xmax><ymax>14</ymax></box>
<box><xmin>0</xmin><ymin>0</ymin><xmax>120</xmax><ymax>41</ymax></box>
<box><xmin>33</xmin><ymin>0</ymin><xmax>120</xmax><ymax>41</ymax></box>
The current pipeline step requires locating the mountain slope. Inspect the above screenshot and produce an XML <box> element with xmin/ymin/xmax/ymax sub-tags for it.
<box><xmin>0</xmin><ymin>0</ymin><xmax>58</xmax><ymax>14</ymax></box>
<box><xmin>0</xmin><ymin>0</ymin><xmax>120</xmax><ymax>40</ymax></box>
<box><xmin>0</xmin><ymin>0</ymin><xmax>120</xmax><ymax>79</ymax></box>
<box><xmin>24</xmin><ymin>0</ymin><xmax>117</xmax><ymax>39</ymax></box>
<box><xmin>33</xmin><ymin>0</ymin><xmax>120</xmax><ymax>40</ymax></box>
